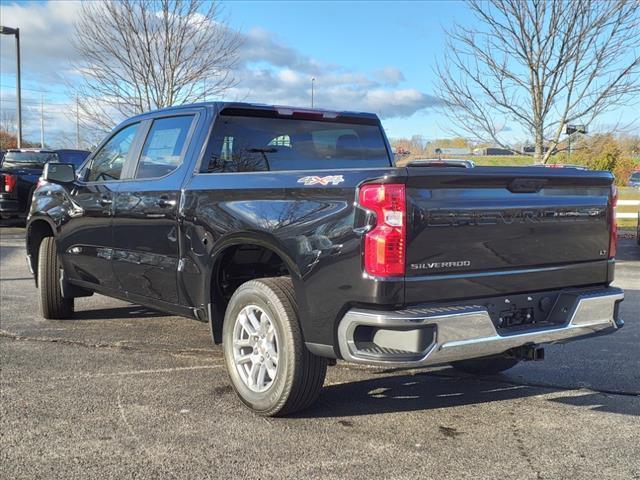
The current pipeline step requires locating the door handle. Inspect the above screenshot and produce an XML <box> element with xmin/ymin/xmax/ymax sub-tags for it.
<box><xmin>157</xmin><ymin>197</ymin><xmax>176</xmax><ymax>208</ymax></box>
<box><xmin>99</xmin><ymin>196</ymin><xmax>113</xmax><ymax>206</ymax></box>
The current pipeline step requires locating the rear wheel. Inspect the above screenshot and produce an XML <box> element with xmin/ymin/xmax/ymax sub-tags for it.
<box><xmin>222</xmin><ymin>277</ymin><xmax>327</xmax><ymax>416</ymax></box>
<box><xmin>37</xmin><ymin>236</ymin><xmax>74</xmax><ymax>319</ymax></box>
<box><xmin>450</xmin><ymin>355</ymin><xmax>519</xmax><ymax>374</ymax></box>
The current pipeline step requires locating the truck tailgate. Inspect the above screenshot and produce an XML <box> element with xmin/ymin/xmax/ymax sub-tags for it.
<box><xmin>404</xmin><ymin>167</ymin><xmax>614</xmax><ymax>304</ymax></box>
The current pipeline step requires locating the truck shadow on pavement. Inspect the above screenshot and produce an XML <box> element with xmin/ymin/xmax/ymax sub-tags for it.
<box><xmin>297</xmin><ymin>369</ymin><xmax>639</xmax><ymax>418</ymax></box>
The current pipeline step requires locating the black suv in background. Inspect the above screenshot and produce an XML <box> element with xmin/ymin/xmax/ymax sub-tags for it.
<box><xmin>0</xmin><ymin>149</ymin><xmax>90</xmax><ymax>220</ymax></box>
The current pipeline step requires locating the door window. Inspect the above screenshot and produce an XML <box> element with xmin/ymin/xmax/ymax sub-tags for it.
<box><xmin>86</xmin><ymin>123</ymin><xmax>140</xmax><ymax>182</ymax></box>
<box><xmin>135</xmin><ymin>115</ymin><xmax>194</xmax><ymax>179</ymax></box>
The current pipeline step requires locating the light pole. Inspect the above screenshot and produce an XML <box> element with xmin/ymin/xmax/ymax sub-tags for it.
<box><xmin>311</xmin><ymin>77</ymin><xmax>315</xmax><ymax>108</ymax></box>
<box><xmin>1</xmin><ymin>26</ymin><xmax>22</xmax><ymax>148</ymax></box>
<box><xmin>565</xmin><ymin>124</ymin><xmax>587</xmax><ymax>162</ymax></box>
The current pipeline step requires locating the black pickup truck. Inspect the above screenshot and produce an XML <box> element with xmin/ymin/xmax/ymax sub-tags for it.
<box><xmin>26</xmin><ymin>102</ymin><xmax>624</xmax><ymax>416</ymax></box>
<box><xmin>0</xmin><ymin>149</ymin><xmax>90</xmax><ymax>219</ymax></box>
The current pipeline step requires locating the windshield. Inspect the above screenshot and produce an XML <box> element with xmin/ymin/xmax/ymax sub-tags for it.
<box><xmin>630</xmin><ymin>172</ymin><xmax>640</xmax><ymax>181</ymax></box>
<box><xmin>205</xmin><ymin>112</ymin><xmax>391</xmax><ymax>172</ymax></box>
<box><xmin>3</xmin><ymin>151</ymin><xmax>58</xmax><ymax>165</ymax></box>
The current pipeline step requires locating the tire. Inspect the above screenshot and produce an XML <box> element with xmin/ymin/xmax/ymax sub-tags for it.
<box><xmin>222</xmin><ymin>277</ymin><xmax>327</xmax><ymax>416</ymax></box>
<box><xmin>37</xmin><ymin>236</ymin><xmax>74</xmax><ymax>319</ymax></box>
<box><xmin>450</xmin><ymin>354</ymin><xmax>519</xmax><ymax>375</ymax></box>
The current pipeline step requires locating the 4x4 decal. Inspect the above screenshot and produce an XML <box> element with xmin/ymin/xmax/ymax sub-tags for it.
<box><xmin>297</xmin><ymin>175</ymin><xmax>345</xmax><ymax>186</ymax></box>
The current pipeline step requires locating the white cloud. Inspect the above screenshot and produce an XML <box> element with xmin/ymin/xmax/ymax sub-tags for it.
<box><xmin>374</xmin><ymin>67</ymin><xmax>406</xmax><ymax>86</ymax></box>
<box><xmin>229</xmin><ymin>28</ymin><xmax>442</xmax><ymax>118</ymax></box>
<box><xmin>230</xmin><ymin>66</ymin><xmax>441</xmax><ymax>118</ymax></box>
<box><xmin>0</xmin><ymin>1</ymin><xmax>442</xmax><ymax>145</ymax></box>
<box><xmin>239</xmin><ymin>27</ymin><xmax>329</xmax><ymax>74</ymax></box>
<box><xmin>0</xmin><ymin>1</ymin><xmax>81</xmax><ymax>84</ymax></box>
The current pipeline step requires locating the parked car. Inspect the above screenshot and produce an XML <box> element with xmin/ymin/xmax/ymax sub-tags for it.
<box><xmin>0</xmin><ymin>148</ymin><xmax>90</xmax><ymax>219</ymax></box>
<box><xmin>628</xmin><ymin>171</ymin><xmax>640</xmax><ymax>187</ymax></box>
<box><xmin>26</xmin><ymin>102</ymin><xmax>624</xmax><ymax>416</ymax></box>
<box><xmin>1</xmin><ymin>149</ymin><xmax>59</xmax><ymax>219</ymax></box>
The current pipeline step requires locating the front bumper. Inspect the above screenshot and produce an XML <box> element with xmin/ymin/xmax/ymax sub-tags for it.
<box><xmin>337</xmin><ymin>287</ymin><xmax>624</xmax><ymax>367</ymax></box>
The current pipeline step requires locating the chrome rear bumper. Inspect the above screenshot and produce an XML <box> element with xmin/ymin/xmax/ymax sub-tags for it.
<box><xmin>337</xmin><ymin>287</ymin><xmax>624</xmax><ymax>367</ymax></box>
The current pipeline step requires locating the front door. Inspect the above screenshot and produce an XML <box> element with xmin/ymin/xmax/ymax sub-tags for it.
<box><xmin>57</xmin><ymin>122</ymin><xmax>143</xmax><ymax>291</ymax></box>
<box><xmin>111</xmin><ymin>114</ymin><xmax>196</xmax><ymax>304</ymax></box>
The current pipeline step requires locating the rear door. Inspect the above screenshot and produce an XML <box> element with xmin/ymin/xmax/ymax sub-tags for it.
<box><xmin>111</xmin><ymin>112</ymin><xmax>198</xmax><ymax>304</ymax></box>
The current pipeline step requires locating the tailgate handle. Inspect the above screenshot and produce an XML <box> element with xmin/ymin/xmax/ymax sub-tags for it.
<box><xmin>508</xmin><ymin>178</ymin><xmax>547</xmax><ymax>193</ymax></box>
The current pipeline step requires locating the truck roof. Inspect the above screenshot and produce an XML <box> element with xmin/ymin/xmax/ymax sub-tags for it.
<box><xmin>125</xmin><ymin>101</ymin><xmax>381</xmax><ymax>123</ymax></box>
<box><xmin>7</xmin><ymin>148</ymin><xmax>57</xmax><ymax>154</ymax></box>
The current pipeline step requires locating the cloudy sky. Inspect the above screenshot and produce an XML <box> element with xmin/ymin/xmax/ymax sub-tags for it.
<box><xmin>0</xmin><ymin>0</ymin><xmax>637</xmax><ymax>147</ymax></box>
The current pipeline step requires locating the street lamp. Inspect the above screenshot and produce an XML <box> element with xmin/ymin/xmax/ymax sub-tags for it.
<box><xmin>1</xmin><ymin>26</ymin><xmax>22</xmax><ymax>148</ymax></box>
<box><xmin>311</xmin><ymin>77</ymin><xmax>315</xmax><ymax>108</ymax></box>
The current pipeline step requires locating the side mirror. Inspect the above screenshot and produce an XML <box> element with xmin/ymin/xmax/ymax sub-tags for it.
<box><xmin>43</xmin><ymin>163</ymin><xmax>76</xmax><ymax>184</ymax></box>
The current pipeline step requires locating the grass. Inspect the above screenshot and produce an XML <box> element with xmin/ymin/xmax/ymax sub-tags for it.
<box><xmin>617</xmin><ymin>186</ymin><xmax>639</xmax><ymax>230</ymax></box>
<box><xmin>619</xmin><ymin>186</ymin><xmax>640</xmax><ymax>200</ymax></box>
<box><xmin>618</xmin><ymin>218</ymin><xmax>637</xmax><ymax>229</ymax></box>
<box><xmin>469</xmin><ymin>156</ymin><xmax>533</xmax><ymax>166</ymax></box>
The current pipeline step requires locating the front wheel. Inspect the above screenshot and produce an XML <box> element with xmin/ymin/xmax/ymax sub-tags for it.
<box><xmin>222</xmin><ymin>277</ymin><xmax>327</xmax><ymax>416</ymax></box>
<box><xmin>450</xmin><ymin>354</ymin><xmax>519</xmax><ymax>374</ymax></box>
<box><xmin>37</xmin><ymin>237</ymin><xmax>74</xmax><ymax>319</ymax></box>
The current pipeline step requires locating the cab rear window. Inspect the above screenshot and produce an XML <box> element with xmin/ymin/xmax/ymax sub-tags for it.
<box><xmin>3</xmin><ymin>151</ymin><xmax>58</xmax><ymax>165</ymax></box>
<box><xmin>204</xmin><ymin>112</ymin><xmax>391</xmax><ymax>172</ymax></box>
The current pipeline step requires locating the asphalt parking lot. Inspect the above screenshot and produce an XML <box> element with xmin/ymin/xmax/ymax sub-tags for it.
<box><xmin>1</xmin><ymin>225</ymin><xmax>639</xmax><ymax>480</ymax></box>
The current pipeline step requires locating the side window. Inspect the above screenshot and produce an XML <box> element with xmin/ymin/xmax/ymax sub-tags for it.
<box><xmin>135</xmin><ymin>115</ymin><xmax>194</xmax><ymax>179</ymax></box>
<box><xmin>86</xmin><ymin>123</ymin><xmax>140</xmax><ymax>182</ymax></box>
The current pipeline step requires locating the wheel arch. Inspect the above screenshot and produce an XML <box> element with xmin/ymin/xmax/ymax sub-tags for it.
<box><xmin>26</xmin><ymin>216</ymin><xmax>58</xmax><ymax>285</ymax></box>
<box><xmin>206</xmin><ymin>231</ymin><xmax>303</xmax><ymax>344</ymax></box>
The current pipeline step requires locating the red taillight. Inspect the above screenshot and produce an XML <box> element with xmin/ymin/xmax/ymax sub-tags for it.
<box><xmin>2</xmin><ymin>174</ymin><xmax>17</xmax><ymax>193</ymax></box>
<box><xmin>359</xmin><ymin>183</ymin><xmax>406</xmax><ymax>277</ymax></box>
<box><xmin>609</xmin><ymin>185</ymin><xmax>618</xmax><ymax>258</ymax></box>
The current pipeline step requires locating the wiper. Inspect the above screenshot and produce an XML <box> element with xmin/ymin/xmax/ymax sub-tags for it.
<box><xmin>247</xmin><ymin>148</ymin><xmax>277</xmax><ymax>171</ymax></box>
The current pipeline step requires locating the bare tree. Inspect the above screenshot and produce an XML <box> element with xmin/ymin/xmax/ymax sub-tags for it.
<box><xmin>435</xmin><ymin>0</ymin><xmax>640</xmax><ymax>163</ymax></box>
<box><xmin>0</xmin><ymin>109</ymin><xmax>16</xmax><ymax>136</ymax></box>
<box><xmin>71</xmin><ymin>0</ymin><xmax>241</xmax><ymax>134</ymax></box>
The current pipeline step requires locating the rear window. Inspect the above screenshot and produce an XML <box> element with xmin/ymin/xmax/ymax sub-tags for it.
<box><xmin>204</xmin><ymin>113</ymin><xmax>390</xmax><ymax>172</ymax></box>
<box><xmin>56</xmin><ymin>151</ymin><xmax>90</xmax><ymax>167</ymax></box>
<box><xmin>3</xmin><ymin>151</ymin><xmax>58</xmax><ymax>166</ymax></box>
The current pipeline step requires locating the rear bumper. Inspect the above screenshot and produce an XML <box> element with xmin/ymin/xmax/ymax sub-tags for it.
<box><xmin>0</xmin><ymin>198</ymin><xmax>22</xmax><ymax>216</ymax></box>
<box><xmin>337</xmin><ymin>287</ymin><xmax>624</xmax><ymax>367</ymax></box>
